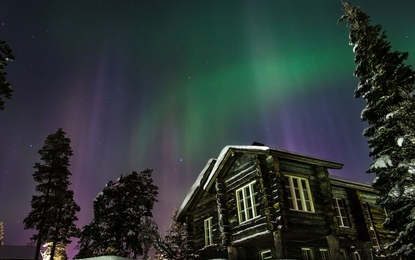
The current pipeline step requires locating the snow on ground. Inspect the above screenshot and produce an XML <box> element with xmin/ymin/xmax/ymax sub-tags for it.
<box><xmin>76</xmin><ymin>256</ymin><xmax>131</xmax><ymax>260</ymax></box>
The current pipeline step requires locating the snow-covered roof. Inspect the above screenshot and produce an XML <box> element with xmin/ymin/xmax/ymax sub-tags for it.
<box><xmin>177</xmin><ymin>158</ymin><xmax>216</xmax><ymax>221</ymax></box>
<box><xmin>203</xmin><ymin>145</ymin><xmax>270</xmax><ymax>191</ymax></box>
<box><xmin>268</xmin><ymin>147</ymin><xmax>344</xmax><ymax>169</ymax></box>
<box><xmin>330</xmin><ymin>174</ymin><xmax>373</xmax><ymax>189</ymax></box>
<box><xmin>177</xmin><ymin>144</ymin><xmax>343</xmax><ymax>221</ymax></box>
<box><xmin>77</xmin><ymin>256</ymin><xmax>131</xmax><ymax>260</ymax></box>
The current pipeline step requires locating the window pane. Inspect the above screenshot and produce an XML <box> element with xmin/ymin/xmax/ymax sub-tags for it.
<box><xmin>241</xmin><ymin>212</ymin><xmax>246</xmax><ymax>222</ymax></box>
<box><xmin>334</xmin><ymin>198</ymin><xmax>350</xmax><ymax>227</ymax></box>
<box><xmin>297</xmin><ymin>199</ymin><xmax>303</xmax><ymax>210</ymax></box>
<box><xmin>320</xmin><ymin>249</ymin><xmax>330</xmax><ymax>260</ymax></box>
<box><xmin>302</xmin><ymin>248</ymin><xmax>314</xmax><ymax>260</ymax></box>
<box><xmin>236</xmin><ymin>181</ymin><xmax>259</xmax><ymax>223</ymax></box>
<box><xmin>305</xmin><ymin>201</ymin><xmax>312</xmax><ymax>211</ymax></box>
<box><xmin>260</xmin><ymin>249</ymin><xmax>272</xmax><ymax>260</ymax></box>
<box><xmin>293</xmin><ymin>179</ymin><xmax>299</xmax><ymax>188</ymax></box>
<box><xmin>295</xmin><ymin>189</ymin><xmax>301</xmax><ymax>198</ymax></box>
<box><xmin>239</xmin><ymin>200</ymin><xmax>245</xmax><ymax>210</ymax></box>
<box><xmin>340</xmin><ymin>249</ymin><xmax>348</xmax><ymax>260</ymax></box>
<box><xmin>204</xmin><ymin>218</ymin><xmax>213</xmax><ymax>246</ymax></box>
<box><xmin>286</xmin><ymin>184</ymin><xmax>293</xmax><ymax>197</ymax></box>
<box><xmin>342</xmin><ymin>217</ymin><xmax>350</xmax><ymax>227</ymax></box>
<box><xmin>248</xmin><ymin>210</ymin><xmax>253</xmax><ymax>219</ymax></box>
<box><xmin>352</xmin><ymin>252</ymin><xmax>361</xmax><ymax>260</ymax></box>
<box><xmin>246</xmin><ymin>186</ymin><xmax>251</xmax><ymax>196</ymax></box>
<box><xmin>237</xmin><ymin>190</ymin><xmax>243</xmax><ymax>200</ymax></box>
<box><xmin>287</xmin><ymin>176</ymin><xmax>314</xmax><ymax>212</ymax></box>
<box><xmin>288</xmin><ymin>198</ymin><xmax>294</xmax><ymax>209</ymax></box>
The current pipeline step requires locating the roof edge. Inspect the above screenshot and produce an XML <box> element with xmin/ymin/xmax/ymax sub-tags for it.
<box><xmin>177</xmin><ymin>158</ymin><xmax>216</xmax><ymax>221</ymax></box>
<box><xmin>330</xmin><ymin>174</ymin><xmax>374</xmax><ymax>189</ymax></box>
<box><xmin>203</xmin><ymin>145</ymin><xmax>270</xmax><ymax>191</ymax></box>
<box><xmin>270</xmin><ymin>147</ymin><xmax>343</xmax><ymax>169</ymax></box>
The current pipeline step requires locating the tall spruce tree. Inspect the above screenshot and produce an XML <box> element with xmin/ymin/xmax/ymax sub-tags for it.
<box><xmin>23</xmin><ymin>128</ymin><xmax>80</xmax><ymax>260</ymax></box>
<box><xmin>76</xmin><ymin>169</ymin><xmax>158</xmax><ymax>259</ymax></box>
<box><xmin>340</xmin><ymin>3</ymin><xmax>415</xmax><ymax>258</ymax></box>
<box><xmin>0</xmin><ymin>40</ymin><xmax>14</xmax><ymax>110</ymax></box>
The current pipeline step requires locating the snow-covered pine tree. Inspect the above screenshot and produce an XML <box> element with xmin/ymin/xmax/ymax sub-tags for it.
<box><xmin>41</xmin><ymin>242</ymin><xmax>68</xmax><ymax>260</ymax></box>
<box><xmin>340</xmin><ymin>3</ymin><xmax>415</xmax><ymax>259</ymax></box>
<box><xmin>0</xmin><ymin>40</ymin><xmax>14</xmax><ymax>110</ymax></box>
<box><xmin>76</xmin><ymin>170</ymin><xmax>158</xmax><ymax>259</ymax></box>
<box><xmin>154</xmin><ymin>208</ymin><xmax>190</xmax><ymax>260</ymax></box>
<box><xmin>23</xmin><ymin>128</ymin><xmax>80</xmax><ymax>260</ymax></box>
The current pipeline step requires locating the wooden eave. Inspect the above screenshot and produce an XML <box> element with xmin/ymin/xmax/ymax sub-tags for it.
<box><xmin>269</xmin><ymin>147</ymin><xmax>344</xmax><ymax>170</ymax></box>
<box><xmin>329</xmin><ymin>174</ymin><xmax>375</xmax><ymax>192</ymax></box>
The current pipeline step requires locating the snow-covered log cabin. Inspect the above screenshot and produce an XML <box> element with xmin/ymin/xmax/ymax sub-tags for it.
<box><xmin>176</xmin><ymin>143</ymin><xmax>396</xmax><ymax>260</ymax></box>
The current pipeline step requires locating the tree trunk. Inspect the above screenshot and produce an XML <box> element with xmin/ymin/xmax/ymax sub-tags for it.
<box><xmin>50</xmin><ymin>241</ymin><xmax>57</xmax><ymax>260</ymax></box>
<box><xmin>34</xmin><ymin>235</ymin><xmax>43</xmax><ymax>260</ymax></box>
<box><xmin>50</xmin><ymin>208</ymin><xmax>64</xmax><ymax>260</ymax></box>
<box><xmin>35</xmin><ymin>176</ymin><xmax>53</xmax><ymax>260</ymax></box>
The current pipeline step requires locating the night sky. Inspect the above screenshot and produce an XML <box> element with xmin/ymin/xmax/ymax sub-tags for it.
<box><xmin>1</xmin><ymin>0</ymin><xmax>414</xmax><ymax>257</ymax></box>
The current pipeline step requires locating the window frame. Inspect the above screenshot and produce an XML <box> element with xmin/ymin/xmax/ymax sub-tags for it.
<box><xmin>259</xmin><ymin>249</ymin><xmax>272</xmax><ymax>260</ymax></box>
<box><xmin>340</xmin><ymin>249</ymin><xmax>349</xmax><ymax>260</ymax></box>
<box><xmin>319</xmin><ymin>248</ymin><xmax>331</xmax><ymax>260</ymax></box>
<box><xmin>352</xmin><ymin>251</ymin><xmax>362</xmax><ymax>260</ymax></box>
<box><xmin>364</xmin><ymin>202</ymin><xmax>381</xmax><ymax>247</ymax></box>
<box><xmin>302</xmin><ymin>247</ymin><xmax>314</xmax><ymax>260</ymax></box>
<box><xmin>235</xmin><ymin>180</ymin><xmax>260</xmax><ymax>223</ymax></box>
<box><xmin>204</xmin><ymin>217</ymin><xmax>213</xmax><ymax>246</ymax></box>
<box><xmin>285</xmin><ymin>175</ymin><xmax>315</xmax><ymax>212</ymax></box>
<box><xmin>333</xmin><ymin>198</ymin><xmax>350</xmax><ymax>227</ymax></box>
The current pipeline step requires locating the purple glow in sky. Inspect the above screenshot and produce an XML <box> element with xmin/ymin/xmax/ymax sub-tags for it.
<box><xmin>0</xmin><ymin>0</ymin><xmax>414</xmax><ymax>257</ymax></box>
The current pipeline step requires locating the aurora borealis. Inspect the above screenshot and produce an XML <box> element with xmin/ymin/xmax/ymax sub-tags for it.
<box><xmin>0</xmin><ymin>0</ymin><xmax>414</xmax><ymax>256</ymax></box>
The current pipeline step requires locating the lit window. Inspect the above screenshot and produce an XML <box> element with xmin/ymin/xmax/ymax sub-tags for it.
<box><xmin>285</xmin><ymin>176</ymin><xmax>314</xmax><ymax>212</ymax></box>
<box><xmin>260</xmin><ymin>249</ymin><xmax>272</xmax><ymax>260</ymax></box>
<box><xmin>204</xmin><ymin>217</ymin><xmax>213</xmax><ymax>246</ymax></box>
<box><xmin>302</xmin><ymin>247</ymin><xmax>314</xmax><ymax>260</ymax></box>
<box><xmin>319</xmin><ymin>248</ymin><xmax>331</xmax><ymax>260</ymax></box>
<box><xmin>236</xmin><ymin>181</ymin><xmax>260</xmax><ymax>223</ymax></box>
<box><xmin>333</xmin><ymin>198</ymin><xmax>350</xmax><ymax>227</ymax></box>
